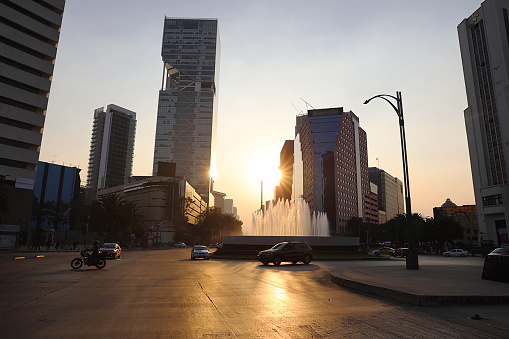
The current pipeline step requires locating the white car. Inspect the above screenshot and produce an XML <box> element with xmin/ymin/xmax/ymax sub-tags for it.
<box><xmin>191</xmin><ymin>245</ymin><xmax>210</xmax><ymax>260</ymax></box>
<box><xmin>175</xmin><ymin>242</ymin><xmax>187</xmax><ymax>248</ymax></box>
<box><xmin>443</xmin><ymin>249</ymin><xmax>469</xmax><ymax>257</ymax></box>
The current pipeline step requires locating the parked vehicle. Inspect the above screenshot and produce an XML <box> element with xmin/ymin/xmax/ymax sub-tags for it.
<box><xmin>393</xmin><ymin>247</ymin><xmax>409</xmax><ymax>257</ymax></box>
<box><xmin>371</xmin><ymin>247</ymin><xmax>394</xmax><ymax>256</ymax></box>
<box><xmin>175</xmin><ymin>242</ymin><xmax>187</xmax><ymax>248</ymax></box>
<box><xmin>487</xmin><ymin>247</ymin><xmax>509</xmax><ymax>258</ymax></box>
<box><xmin>71</xmin><ymin>249</ymin><xmax>107</xmax><ymax>269</ymax></box>
<box><xmin>443</xmin><ymin>249</ymin><xmax>469</xmax><ymax>257</ymax></box>
<box><xmin>191</xmin><ymin>245</ymin><xmax>210</xmax><ymax>260</ymax></box>
<box><xmin>257</xmin><ymin>242</ymin><xmax>313</xmax><ymax>265</ymax></box>
<box><xmin>99</xmin><ymin>243</ymin><xmax>122</xmax><ymax>259</ymax></box>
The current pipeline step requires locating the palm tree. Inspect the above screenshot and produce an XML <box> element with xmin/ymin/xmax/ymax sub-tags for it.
<box><xmin>97</xmin><ymin>193</ymin><xmax>126</xmax><ymax>240</ymax></box>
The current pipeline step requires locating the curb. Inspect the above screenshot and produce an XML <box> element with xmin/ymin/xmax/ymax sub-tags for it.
<box><xmin>330</xmin><ymin>274</ymin><xmax>509</xmax><ymax>305</ymax></box>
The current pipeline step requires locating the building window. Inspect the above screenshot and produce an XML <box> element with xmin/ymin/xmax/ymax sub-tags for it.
<box><xmin>482</xmin><ymin>194</ymin><xmax>503</xmax><ymax>206</ymax></box>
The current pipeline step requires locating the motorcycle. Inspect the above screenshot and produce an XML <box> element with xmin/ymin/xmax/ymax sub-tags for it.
<box><xmin>71</xmin><ymin>249</ymin><xmax>107</xmax><ymax>269</ymax></box>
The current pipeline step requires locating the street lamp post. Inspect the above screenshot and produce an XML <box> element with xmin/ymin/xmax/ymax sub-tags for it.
<box><xmin>364</xmin><ymin>91</ymin><xmax>419</xmax><ymax>270</ymax></box>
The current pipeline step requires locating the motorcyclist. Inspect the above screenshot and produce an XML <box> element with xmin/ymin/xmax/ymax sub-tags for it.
<box><xmin>88</xmin><ymin>240</ymin><xmax>100</xmax><ymax>264</ymax></box>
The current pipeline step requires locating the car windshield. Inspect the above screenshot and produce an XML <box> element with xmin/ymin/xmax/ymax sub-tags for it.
<box><xmin>271</xmin><ymin>243</ymin><xmax>286</xmax><ymax>250</ymax></box>
<box><xmin>102</xmin><ymin>243</ymin><xmax>116</xmax><ymax>248</ymax></box>
<box><xmin>492</xmin><ymin>248</ymin><xmax>509</xmax><ymax>253</ymax></box>
<box><xmin>194</xmin><ymin>246</ymin><xmax>207</xmax><ymax>250</ymax></box>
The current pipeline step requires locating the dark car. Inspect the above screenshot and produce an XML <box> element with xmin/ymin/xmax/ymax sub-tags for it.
<box><xmin>257</xmin><ymin>241</ymin><xmax>313</xmax><ymax>265</ymax></box>
<box><xmin>99</xmin><ymin>243</ymin><xmax>121</xmax><ymax>259</ymax></box>
<box><xmin>487</xmin><ymin>247</ymin><xmax>509</xmax><ymax>260</ymax></box>
<box><xmin>393</xmin><ymin>247</ymin><xmax>409</xmax><ymax>257</ymax></box>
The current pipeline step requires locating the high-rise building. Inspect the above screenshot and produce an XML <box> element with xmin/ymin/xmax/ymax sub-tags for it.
<box><xmin>153</xmin><ymin>17</ymin><xmax>220</xmax><ymax>203</ymax></box>
<box><xmin>294</xmin><ymin>107</ymin><xmax>369</xmax><ymax>234</ymax></box>
<box><xmin>0</xmin><ymin>0</ymin><xmax>66</xmax><ymax>242</ymax></box>
<box><xmin>275</xmin><ymin>140</ymin><xmax>294</xmax><ymax>201</ymax></box>
<box><xmin>369</xmin><ymin>167</ymin><xmax>404</xmax><ymax>224</ymax></box>
<box><xmin>86</xmin><ymin>104</ymin><xmax>136</xmax><ymax>201</ymax></box>
<box><xmin>458</xmin><ymin>0</ymin><xmax>509</xmax><ymax>246</ymax></box>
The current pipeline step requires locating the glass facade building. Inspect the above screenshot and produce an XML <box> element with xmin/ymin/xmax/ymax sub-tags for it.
<box><xmin>295</xmin><ymin>107</ymin><xmax>369</xmax><ymax>234</ymax></box>
<box><xmin>153</xmin><ymin>18</ymin><xmax>220</xmax><ymax>203</ymax></box>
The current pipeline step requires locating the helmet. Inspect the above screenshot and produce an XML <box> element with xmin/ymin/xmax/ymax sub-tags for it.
<box><xmin>93</xmin><ymin>240</ymin><xmax>99</xmax><ymax>246</ymax></box>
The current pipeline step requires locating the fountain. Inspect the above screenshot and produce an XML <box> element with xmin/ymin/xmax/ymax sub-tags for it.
<box><xmin>221</xmin><ymin>198</ymin><xmax>359</xmax><ymax>251</ymax></box>
<box><xmin>247</xmin><ymin>198</ymin><xmax>329</xmax><ymax>236</ymax></box>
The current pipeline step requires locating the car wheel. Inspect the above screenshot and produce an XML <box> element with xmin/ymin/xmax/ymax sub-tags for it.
<box><xmin>273</xmin><ymin>256</ymin><xmax>282</xmax><ymax>266</ymax></box>
<box><xmin>206</xmin><ymin>257</ymin><xmax>210</xmax><ymax>260</ymax></box>
<box><xmin>262</xmin><ymin>261</ymin><xmax>269</xmax><ymax>265</ymax></box>
<box><xmin>445</xmin><ymin>253</ymin><xmax>450</xmax><ymax>257</ymax></box>
<box><xmin>460</xmin><ymin>254</ymin><xmax>465</xmax><ymax>257</ymax></box>
<box><xmin>303</xmin><ymin>255</ymin><xmax>311</xmax><ymax>265</ymax></box>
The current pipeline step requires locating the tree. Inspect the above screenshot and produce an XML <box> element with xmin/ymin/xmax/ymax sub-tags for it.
<box><xmin>43</xmin><ymin>200</ymin><xmax>70</xmax><ymax>232</ymax></box>
<box><xmin>88</xmin><ymin>193</ymin><xmax>144</xmax><ymax>242</ymax></box>
<box><xmin>193</xmin><ymin>207</ymin><xmax>243</xmax><ymax>244</ymax></box>
<box><xmin>418</xmin><ymin>216</ymin><xmax>464</xmax><ymax>252</ymax></box>
<box><xmin>381</xmin><ymin>213</ymin><xmax>425</xmax><ymax>247</ymax></box>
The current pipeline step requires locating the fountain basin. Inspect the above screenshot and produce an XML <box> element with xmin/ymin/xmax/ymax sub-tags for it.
<box><xmin>221</xmin><ymin>235</ymin><xmax>359</xmax><ymax>252</ymax></box>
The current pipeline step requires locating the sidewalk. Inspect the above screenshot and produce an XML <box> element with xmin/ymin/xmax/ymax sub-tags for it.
<box><xmin>328</xmin><ymin>256</ymin><xmax>509</xmax><ymax>305</ymax></box>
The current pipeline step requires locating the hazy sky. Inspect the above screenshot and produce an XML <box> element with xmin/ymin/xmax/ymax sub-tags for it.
<box><xmin>41</xmin><ymin>0</ymin><xmax>482</xmax><ymax>229</ymax></box>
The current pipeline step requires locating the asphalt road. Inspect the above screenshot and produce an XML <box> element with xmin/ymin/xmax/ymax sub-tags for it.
<box><xmin>0</xmin><ymin>249</ymin><xmax>506</xmax><ymax>338</ymax></box>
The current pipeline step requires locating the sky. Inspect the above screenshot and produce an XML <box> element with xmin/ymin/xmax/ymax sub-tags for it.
<box><xmin>41</xmin><ymin>0</ymin><xmax>483</xmax><ymax>229</ymax></box>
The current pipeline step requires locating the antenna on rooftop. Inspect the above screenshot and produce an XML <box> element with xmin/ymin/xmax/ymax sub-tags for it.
<box><xmin>291</xmin><ymin>103</ymin><xmax>303</xmax><ymax>115</ymax></box>
<box><xmin>300</xmin><ymin>98</ymin><xmax>315</xmax><ymax>110</ymax></box>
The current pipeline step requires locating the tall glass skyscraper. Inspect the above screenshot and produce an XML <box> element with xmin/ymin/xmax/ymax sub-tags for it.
<box><xmin>153</xmin><ymin>18</ymin><xmax>220</xmax><ymax>202</ymax></box>
<box><xmin>458</xmin><ymin>0</ymin><xmax>509</xmax><ymax>246</ymax></box>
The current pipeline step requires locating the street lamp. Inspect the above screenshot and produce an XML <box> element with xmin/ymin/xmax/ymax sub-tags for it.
<box><xmin>364</xmin><ymin>91</ymin><xmax>419</xmax><ymax>270</ymax></box>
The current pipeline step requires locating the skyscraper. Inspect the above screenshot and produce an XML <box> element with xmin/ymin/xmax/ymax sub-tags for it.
<box><xmin>294</xmin><ymin>107</ymin><xmax>369</xmax><ymax>234</ymax></box>
<box><xmin>458</xmin><ymin>0</ymin><xmax>509</xmax><ymax>246</ymax></box>
<box><xmin>153</xmin><ymin>17</ymin><xmax>220</xmax><ymax>203</ymax></box>
<box><xmin>369</xmin><ymin>167</ymin><xmax>404</xmax><ymax>224</ymax></box>
<box><xmin>0</xmin><ymin>0</ymin><xmax>65</xmax><ymax>241</ymax></box>
<box><xmin>86</xmin><ymin>104</ymin><xmax>136</xmax><ymax>201</ymax></box>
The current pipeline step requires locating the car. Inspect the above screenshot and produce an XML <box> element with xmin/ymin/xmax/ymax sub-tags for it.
<box><xmin>371</xmin><ymin>247</ymin><xmax>394</xmax><ymax>256</ymax></box>
<box><xmin>191</xmin><ymin>245</ymin><xmax>210</xmax><ymax>260</ymax></box>
<box><xmin>393</xmin><ymin>247</ymin><xmax>409</xmax><ymax>257</ymax></box>
<box><xmin>487</xmin><ymin>247</ymin><xmax>509</xmax><ymax>257</ymax></box>
<box><xmin>443</xmin><ymin>249</ymin><xmax>469</xmax><ymax>257</ymax></box>
<box><xmin>175</xmin><ymin>242</ymin><xmax>187</xmax><ymax>248</ymax></box>
<box><xmin>257</xmin><ymin>241</ymin><xmax>313</xmax><ymax>265</ymax></box>
<box><xmin>99</xmin><ymin>243</ymin><xmax>121</xmax><ymax>259</ymax></box>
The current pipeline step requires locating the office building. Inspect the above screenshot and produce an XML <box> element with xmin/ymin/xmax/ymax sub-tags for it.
<box><xmin>153</xmin><ymin>17</ymin><xmax>220</xmax><ymax>203</ymax></box>
<box><xmin>369</xmin><ymin>167</ymin><xmax>404</xmax><ymax>224</ymax></box>
<box><xmin>86</xmin><ymin>104</ymin><xmax>136</xmax><ymax>201</ymax></box>
<box><xmin>0</xmin><ymin>0</ymin><xmax>66</xmax><ymax>242</ymax></box>
<box><xmin>458</xmin><ymin>0</ymin><xmax>509</xmax><ymax>246</ymax></box>
<box><xmin>295</xmin><ymin>107</ymin><xmax>370</xmax><ymax>234</ymax></box>
<box><xmin>30</xmin><ymin>161</ymin><xmax>81</xmax><ymax>243</ymax></box>
<box><xmin>275</xmin><ymin>140</ymin><xmax>294</xmax><ymax>202</ymax></box>
<box><xmin>98</xmin><ymin>176</ymin><xmax>207</xmax><ymax>245</ymax></box>
<box><xmin>433</xmin><ymin>198</ymin><xmax>480</xmax><ymax>246</ymax></box>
